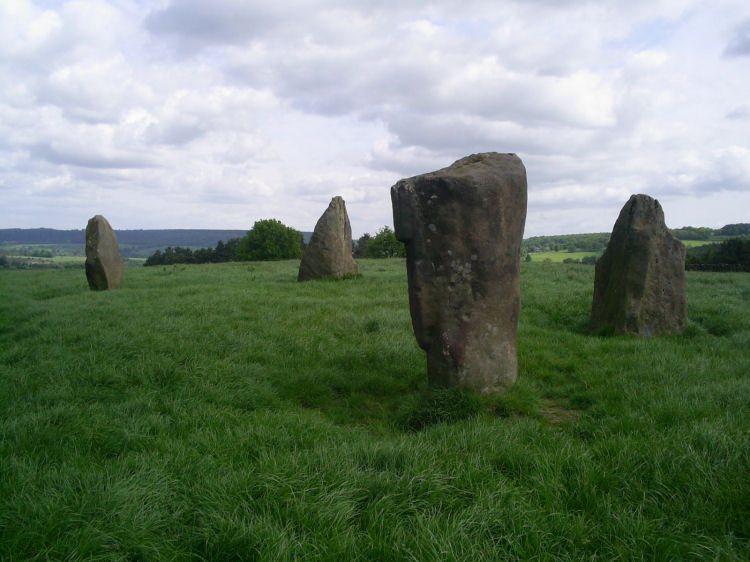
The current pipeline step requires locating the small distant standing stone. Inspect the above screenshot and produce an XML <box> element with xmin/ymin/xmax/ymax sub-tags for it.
<box><xmin>391</xmin><ymin>152</ymin><xmax>527</xmax><ymax>393</ymax></box>
<box><xmin>298</xmin><ymin>196</ymin><xmax>359</xmax><ymax>281</ymax></box>
<box><xmin>591</xmin><ymin>194</ymin><xmax>687</xmax><ymax>336</ymax></box>
<box><xmin>85</xmin><ymin>214</ymin><xmax>123</xmax><ymax>290</ymax></box>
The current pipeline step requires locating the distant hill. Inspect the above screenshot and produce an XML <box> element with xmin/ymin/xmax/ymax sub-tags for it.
<box><xmin>0</xmin><ymin>228</ymin><xmax>86</xmax><ymax>245</ymax></box>
<box><xmin>0</xmin><ymin>228</ymin><xmax>249</xmax><ymax>246</ymax></box>
<box><xmin>0</xmin><ymin>228</ymin><xmax>314</xmax><ymax>258</ymax></box>
<box><xmin>0</xmin><ymin>228</ymin><xmax>250</xmax><ymax>258</ymax></box>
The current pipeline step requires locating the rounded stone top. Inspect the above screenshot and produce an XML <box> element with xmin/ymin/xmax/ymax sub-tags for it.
<box><xmin>424</xmin><ymin>152</ymin><xmax>525</xmax><ymax>181</ymax></box>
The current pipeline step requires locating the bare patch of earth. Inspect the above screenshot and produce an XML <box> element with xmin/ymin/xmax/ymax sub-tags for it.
<box><xmin>539</xmin><ymin>399</ymin><xmax>580</xmax><ymax>426</ymax></box>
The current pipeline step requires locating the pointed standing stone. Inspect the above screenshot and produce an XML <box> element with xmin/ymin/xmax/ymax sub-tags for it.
<box><xmin>85</xmin><ymin>215</ymin><xmax>123</xmax><ymax>290</ymax></box>
<box><xmin>298</xmin><ymin>196</ymin><xmax>358</xmax><ymax>281</ymax></box>
<box><xmin>591</xmin><ymin>194</ymin><xmax>687</xmax><ymax>336</ymax></box>
<box><xmin>391</xmin><ymin>153</ymin><xmax>527</xmax><ymax>393</ymax></box>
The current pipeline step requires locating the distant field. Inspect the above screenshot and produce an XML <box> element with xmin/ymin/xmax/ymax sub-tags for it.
<box><xmin>1</xmin><ymin>254</ymin><xmax>144</xmax><ymax>268</ymax></box>
<box><xmin>528</xmin><ymin>250</ymin><xmax>598</xmax><ymax>262</ymax></box>
<box><xmin>529</xmin><ymin>239</ymin><xmax>713</xmax><ymax>262</ymax></box>
<box><xmin>1</xmin><ymin>259</ymin><xmax>748</xmax><ymax>559</ymax></box>
<box><xmin>681</xmin><ymin>239</ymin><xmax>714</xmax><ymax>247</ymax></box>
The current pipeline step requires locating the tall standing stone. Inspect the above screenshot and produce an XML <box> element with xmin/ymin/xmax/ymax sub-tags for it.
<box><xmin>85</xmin><ymin>215</ymin><xmax>123</xmax><ymax>290</ymax></box>
<box><xmin>391</xmin><ymin>153</ymin><xmax>527</xmax><ymax>393</ymax></box>
<box><xmin>298</xmin><ymin>196</ymin><xmax>358</xmax><ymax>281</ymax></box>
<box><xmin>591</xmin><ymin>194</ymin><xmax>687</xmax><ymax>336</ymax></box>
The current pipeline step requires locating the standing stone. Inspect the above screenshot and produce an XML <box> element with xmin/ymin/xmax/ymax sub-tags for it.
<box><xmin>85</xmin><ymin>215</ymin><xmax>123</xmax><ymax>290</ymax></box>
<box><xmin>298</xmin><ymin>196</ymin><xmax>358</xmax><ymax>281</ymax></box>
<box><xmin>391</xmin><ymin>153</ymin><xmax>527</xmax><ymax>393</ymax></box>
<box><xmin>591</xmin><ymin>194</ymin><xmax>687</xmax><ymax>336</ymax></box>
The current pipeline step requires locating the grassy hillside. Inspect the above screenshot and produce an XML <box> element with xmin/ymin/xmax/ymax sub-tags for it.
<box><xmin>1</xmin><ymin>260</ymin><xmax>749</xmax><ymax>559</ymax></box>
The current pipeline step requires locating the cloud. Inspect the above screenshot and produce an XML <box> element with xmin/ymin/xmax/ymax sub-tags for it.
<box><xmin>724</xmin><ymin>20</ymin><xmax>750</xmax><ymax>57</ymax></box>
<box><xmin>1</xmin><ymin>0</ymin><xmax>750</xmax><ymax>237</ymax></box>
<box><xmin>726</xmin><ymin>105</ymin><xmax>750</xmax><ymax>120</ymax></box>
<box><xmin>38</xmin><ymin>55</ymin><xmax>146</xmax><ymax>124</ymax></box>
<box><xmin>145</xmin><ymin>0</ymin><xmax>286</xmax><ymax>48</ymax></box>
<box><xmin>29</xmin><ymin>141</ymin><xmax>156</xmax><ymax>169</ymax></box>
<box><xmin>0</xmin><ymin>1</ymin><xmax>63</xmax><ymax>60</ymax></box>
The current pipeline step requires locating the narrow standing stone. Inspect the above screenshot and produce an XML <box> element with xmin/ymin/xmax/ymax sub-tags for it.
<box><xmin>591</xmin><ymin>194</ymin><xmax>687</xmax><ymax>336</ymax></box>
<box><xmin>85</xmin><ymin>215</ymin><xmax>123</xmax><ymax>290</ymax></box>
<box><xmin>391</xmin><ymin>153</ymin><xmax>527</xmax><ymax>393</ymax></box>
<box><xmin>298</xmin><ymin>196</ymin><xmax>358</xmax><ymax>281</ymax></box>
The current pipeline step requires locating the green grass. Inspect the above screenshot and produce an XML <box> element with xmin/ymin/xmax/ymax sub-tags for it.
<box><xmin>1</xmin><ymin>259</ymin><xmax>749</xmax><ymax>559</ymax></box>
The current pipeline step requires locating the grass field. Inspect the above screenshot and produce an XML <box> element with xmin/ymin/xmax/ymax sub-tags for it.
<box><xmin>681</xmin><ymin>239</ymin><xmax>713</xmax><ymax>248</ymax></box>
<box><xmin>1</xmin><ymin>260</ymin><xmax>749</xmax><ymax>559</ymax></box>
<box><xmin>1</xmin><ymin>255</ymin><xmax>145</xmax><ymax>268</ymax></box>
<box><xmin>529</xmin><ymin>238</ymin><xmax>714</xmax><ymax>263</ymax></box>
<box><xmin>527</xmin><ymin>251</ymin><xmax>598</xmax><ymax>263</ymax></box>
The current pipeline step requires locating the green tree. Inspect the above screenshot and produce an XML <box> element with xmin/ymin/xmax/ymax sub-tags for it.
<box><xmin>354</xmin><ymin>233</ymin><xmax>372</xmax><ymax>258</ymax></box>
<box><xmin>144</xmin><ymin>237</ymin><xmax>243</xmax><ymax>267</ymax></box>
<box><xmin>717</xmin><ymin>238</ymin><xmax>750</xmax><ymax>265</ymax></box>
<box><xmin>144</xmin><ymin>249</ymin><xmax>165</xmax><ymax>266</ymax></box>
<box><xmin>364</xmin><ymin>226</ymin><xmax>405</xmax><ymax>258</ymax></box>
<box><xmin>237</xmin><ymin>219</ymin><xmax>302</xmax><ymax>261</ymax></box>
<box><xmin>213</xmin><ymin>238</ymin><xmax>240</xmax><ymax>262</ymax></box>
<box><xmin>143</xmin><ymin>246</ymin><xmax>195</xmax><ymax>265</ymax></box>
<box><xmin>193</xmin><ymin>247</ymin><xmax>212</xmax><ymax>263</ymax></box>
<box><xmin>685</xmin><ymin>238</ymin><xmax>750</xmax><ymax>266</ymax></box>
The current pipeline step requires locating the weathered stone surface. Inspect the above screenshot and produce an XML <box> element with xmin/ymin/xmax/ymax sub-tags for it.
<box><xmin>591</xmin><ymin>194</ymin><xmax>687</xmax><ymax>336</ymax></box>
<box><xmin>391</xmin><ymin>153</ymin><xmax>527</xmax><ymax>393</ymax></box>
<box><xmin>85</xmin><ymin>215</ymin><xmax>123</xmax><ymax>290</ymax></box>
<box><xmin>298</xmin><ymin>196</ymin><xmax>358</xmax><ymax>281</ymax></box>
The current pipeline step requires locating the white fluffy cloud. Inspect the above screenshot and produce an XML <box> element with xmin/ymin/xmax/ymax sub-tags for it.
<box><xmin>1</xmin><ymin>0</ymin><xmax>749</xmax><ymax>236</ymax></box>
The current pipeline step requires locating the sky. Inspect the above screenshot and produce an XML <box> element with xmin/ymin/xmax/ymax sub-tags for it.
<box><xmin>1</xmin><ymin>0</ymin><xmax>749</xmax><ymax>238</ymax></box>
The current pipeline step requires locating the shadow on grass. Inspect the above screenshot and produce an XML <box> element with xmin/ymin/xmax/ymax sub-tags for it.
<box><xmin>392</xmin><ymin>387</ymin><xmax>482</xmax><ymax>432</ymax></box>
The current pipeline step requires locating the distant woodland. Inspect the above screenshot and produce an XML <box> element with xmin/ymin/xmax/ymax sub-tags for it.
<box><xmin>685</xmin><ymin>238</ymin><xmax>750</xmax><ymax>270</ymax></box>
<box><xmin>522</xmin><ymin>232</ymin><xmax>611</xmax><ymax>253</ymax></box>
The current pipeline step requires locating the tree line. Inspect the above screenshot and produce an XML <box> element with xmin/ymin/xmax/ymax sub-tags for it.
<box><xmin>144</xmin><ymin>239</ymin><xmax>241</xmax><ymax>266</ymax></box>
<box><xmin>144</xmin><ymin>221</ymin><xmax>406</xmax><ymax>266</ymax></box>
<box><xmin>670</xmin><ymin>226</ymin><xmax>714</xmax><ymax>240</ymax></box>
<box><xmin>135</xmin><ymin>220</ymin><xmax>750</xmax><ymax>270</ymax></box>
<box><xmin>144</xmin><ymin>219</ymin><xmax>301</xmax><ymax>266</ymax></box>
<box><xmin>686</xmin><ymin>238</ymin><xmax>750</xmax><ymax>269</ymax></box>
<box><xmin>354</xmin><ymin>226</ymin><xmax>405</xmax><ymax>258</ymax></box>
<box><xmin>715</xmin><ymin>223</ymin><xmax>750</xmax><ymax>237</ymax></box>
<box><xmin>522</xmin><ymin>232</ymin><xmax>611</xmax><ymax>253</ymax></box>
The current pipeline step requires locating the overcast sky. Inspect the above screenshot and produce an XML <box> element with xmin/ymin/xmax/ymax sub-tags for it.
<box><xmin>2</xmin><ymin>0</ymin><xmax>749</xmax><ymax>237</ymax></box>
